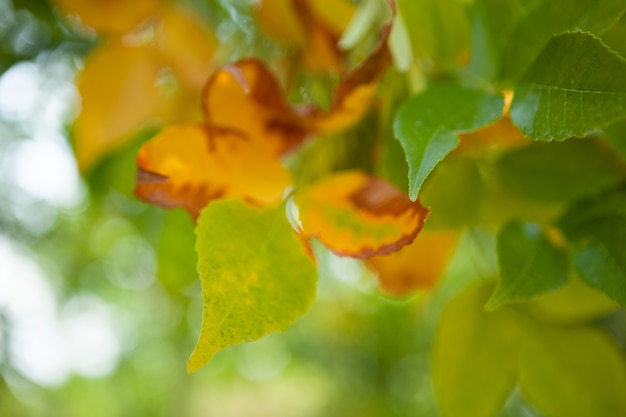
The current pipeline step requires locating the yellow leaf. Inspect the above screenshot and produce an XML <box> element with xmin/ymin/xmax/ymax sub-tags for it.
<box><xmin>295</xmin><ymin>170</ymin><xmax>429</xmax><ymax>258</ymax></box>
<box><xmin>135</xmin><ymin>124</ymin><xmax>291</xmax><ymax>219</ymax></box>
<box><xmin>455</xmin><ymin>116</ymin><xmax>530</xmax><ymax>156</ymax></box>
<box><xmin>54</xmin><ymin>0</ymin><xmax>159</xmax><ymax>34</ymax></box>
<box><xmin>74</xmin><ymin>42</ymin><xmax>167</xmax><ymax>172</ymax></box>
<box><xmin>367</xmin><ymin>230</ymin><xmax>459</xmax><ymax>296</ymax></box>
<box><xmin>158</xmin><ymin>7</ymin><xmax>218</xmax><ymax>90</ymax></box>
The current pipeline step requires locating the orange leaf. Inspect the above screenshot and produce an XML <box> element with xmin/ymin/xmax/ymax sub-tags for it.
<box><xmin>202</xmin><ymin>60</ymin><xmax>310</xmax><ymax>156</ymax></box>
<box><xmin>54</xmin><ymin>0</ymin><xmax>159</xmax><ymax>34</ymax></box>
<box><xmin>135</xmin><ymin>124</ymin><xmax>291</xmax><ymax>219</ymax></box>
<box><xmin>367</xmin><ymin>230</ymin><xmax>459</xmax><ymax>297</ymax></box>
<box><xmin>295</xmin><ymin>170</ymin><xmax>429</xmax><ymax>258</ymax></box>
<box><xmin>74</xmin><ymin>42</ymin><xmax>168</xmax><ymax>172</ymax></box>
<box><xmin>455</xmin><ymin>116</ymin><xmax>530</xmax><ymax>156</ymax></box>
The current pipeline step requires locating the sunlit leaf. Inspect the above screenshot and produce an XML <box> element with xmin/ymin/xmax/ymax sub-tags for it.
<box><xmin>74</xmin><ymin>42</ymin><xmax>167</xmax><ymax>172</ymax></box>
<box><xmin>487</xmin><ymin>221</ymin><xmax>569</xmax><ymax>310</ymax></box>
<box><xmin>557</xmin><ymin>186</ymin><xmax>626</xmax><ymax>306</ymax></box>
<box><xmin>510</xmin><ymin>33</ymin><xmax>626</xmax><ymax>140</ymax></box>
<box><xmin>433</xmin><ymin>285</ymin><xmax>519</xmax><ymax>417</ymax></box>
<box><xmin>519</xmin><ymin>324</ymin><xmax>626</xmax><ymax>417</ymax></box>
<box><xmin>469</xmin><ymin>0</ymin><xmax>626</xmax><ymax>83</ymax></box>
<box><xmin>494</xmin><ymin>138</ymin><xmax>625</xmax><ymax>204</ymax></box>
<box><xmin>135</xmin><ymin>124</ymin><xmax>291</xmax><ymax>219</ymax></box>
<box><xmin>188</xmin><ymin>199</ymin><xmax>317</xmax><ymax>372</ymax></box>
<box><xmin>394</xmin><ymin>84</ymin><xmax>504</xmax><ymax>200</ymax></box>
<box><xmin>367</xmin><ymin>230</ymin><xmax>458</xmax><ymax>296</ymax></box>
<box><xmin>295</xmin><ymin>170</ymin><xmax>429</xmax><ymax>258</ymax></box>
<box><xmin>54</xmin><ymin>0</ymin><xmax>158</xmax><ymax>33</ymax></box>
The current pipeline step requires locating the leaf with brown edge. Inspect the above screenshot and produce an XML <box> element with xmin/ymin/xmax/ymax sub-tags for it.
<box><xmin>367</xmin><ymin>230</ymin><xmax>459</xmax><ymax>297</ymax></box>
<box><xmin>294</xmin><ymin>170</ymin><xmax>429</xmax><ymax>258</ymax></box>
<box><xmin>53</xmin><ymin>0</ymin><xmax>159</xmax><ymax>34</ymax></box>
<box><xmin>135</xmin><ymin>124</ymin><xmax>291</xmax><ymax>219</ymax></box>
<box><xmin>74</xmin><ymin>42</ymin><xmax>170</xmax><ymax>173</ymax></box>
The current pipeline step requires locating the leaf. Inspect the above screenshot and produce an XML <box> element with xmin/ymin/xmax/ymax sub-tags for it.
<box><xmin>295</xmin><ymin>170</ymin><xmax>429</xmax><ymax>258</ymax></box>
<box><xmin>487</xmin><ymin>221</ymin><xmax>569</xmax><ymax>310</ymax></box>
<box><xmin>523</xmin><ymin>275</ymin><xmax>619</xmax><ymax>325</ymax></box>
<box><xmin>394</xmin><ymin>84</ymin><xmax>504</xmax><ymax>200</ymax></box>
<box><xmin>433</xmin><ymin>285</ymin><xmax>520</xmax><ymax>417</ymax></box>
<box><xmin>188</xmin><ymin>199</ymin><xmax>317</xmax><ymax>372</ymax></box>
<box><xmin>54</xmin><ymin>0</ymin><xmax>158</xmax><ymax>33</ymax></box>
<box><xmin>366</xmin><ymin>230</ymin><xmax>459</xmax><ymax>296</ymax></box>
<box><xmin>557</xmin><ymin>187</ymin><xmax>626</xmax><ymax>305</ymax></box>
<box><xmin>397</xmin><ymin>0</ymin><xmax>471</xmax><ymax>70</ymax></box>
<box><xmin>419</xmin><ymin>157</ymin><xmax>485</xmax><ymax>228</ymax></box>
<box><xmin>256</xmin><ymin>0</ymin><xmax>356</xmax><ymax>73</ymax></box>
<box><xmin>454</xmin><ymin>116</ymin><xmax>529</xmax><ymax>156</ymax></box>
<box><xmin>202</xmin><ymin>60</ymin><xmax>310</xmax><ymax>156</ymax></box>
<box><xmin>157</xmin><ymin>7</ymin><xmax>218</xmax><ymax>91</ymax></box>
<box><xmin>469</xmin><ymin>0</ymin><xmax>626</xmax><ymax>83</ymax></box>
<box><xmin>74</xmin><ymin>42</ymin><xmax>167</xmax><ymax>172</ymax></box>
<box><xmin>510</xmin><ymin>32</ymin><xmax>626</xmax><ymax>140</ymax></box>
<box><xmin>494</xmin><ymin>137</ymin><xmax>626</xmax><ymax>204</ymax></box>
<box><xmin>135</xmin><ymin>124</ymin><xmax>291</xmax><ymax>219</ymax></box>
<box><xmin>604</xmin><ymin>119</ymin><xmax>626</xmax><ymax>161</ymax></box>
<box><xmin>519</xmin><ymin>324</ymin><xmax>626</xmax><ymax>417</ymax></box>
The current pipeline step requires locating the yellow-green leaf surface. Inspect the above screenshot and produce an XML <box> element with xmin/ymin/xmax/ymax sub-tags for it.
<box><xmin>510</xmin><ymin>32</ymin><xmax>626</xmax><ymax>140</ymax></box>
<box><xmin>188</xmin><ymin>200</ymin><xmax>317</xmax><ymax>372</ymax></box>
<box><xmin>519</xmin><ymin>324</ymin><xmax>626</xmax><ymax>417</ymax></box>
<box><xmin>433</xmin><ymin>286</ymin><xmax>519</xmax><ymax>417</ymax></box>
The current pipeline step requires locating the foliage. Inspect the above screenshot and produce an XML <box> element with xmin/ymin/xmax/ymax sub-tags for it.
<box><xmin>2</xmin><ymin>0</ymin><xmax>626</xmax><ymax>416</ymax></box>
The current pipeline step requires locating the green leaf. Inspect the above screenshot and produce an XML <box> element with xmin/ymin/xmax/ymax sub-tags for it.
<box><xmin>469</xmin><ymin>0</ymin><xmax>626</xmax><ymax>83</ymax></box>
<box><xmin>557</xmin><ymin>187</ymin><xmax>626</xmax><ymax>306</ymax></box>
<box><xmin>487</xmin><ymin>221</ymin><xmax>569</xmax><ymax>310</ymax></box>
<box><xmin>519</xmin><ymin>324</ymin><xmax>626</xmax><ymax>417</ymax></box>
<box><xmin>522</xmin><ymin>275</ymin><xmax>619</xmax><ymax>324</ymax></box>
<box><xmin>188</xmin><ymin>199</ymin><xmax>317</xmax><ymax>372</ymax></box>
<box><xmin>605</xmin><ymin>119</ymin><xmax>626</xmax><ymax>161</ymax></box>
<box><xmin>394</xmin><ymin>84</ymin><xmax>503</xmax><ymax>200</ymax></box>
<box><xmin>433</xmin><ymin>285</ymin><xmax>519</xmax><ymax>417</ymax></box>
<box><xmin>510</xmin><ymin>32</ymin><xmax>626</xmax><ymax>140</ymax></box>
<box><xmin>397</xmin><ymin>0</ymin><xmax>471</xmax><ymax>71</ymax></box>
<box><xmin>420</xmin><ymin>157</ymin><xmax>485</xmax><ymax>228</ymax></box>
<box><xmin>494</xmin><ymin>138</ymin><xmax>626</xmax><ymax>204</ymax></box>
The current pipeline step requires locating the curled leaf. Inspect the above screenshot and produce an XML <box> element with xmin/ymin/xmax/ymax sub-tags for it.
<box><xmin>367</xmin><ymin>229</ymin><xmax>459</xmax><ymax>296</ymax></box>
<box><xmin>295</xmin><ymin>170</ymin><xmax>429</xmax><ymax>258</ymax></box>
<box><xmin>202</xmin><ymin>60</ymin><xmax>310</xmax><ymax>156</ymax></box>
<box><xmin>135</xmin><ymin>124</ymin><xmax>291</xmax><ymax>219</ymax></box>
